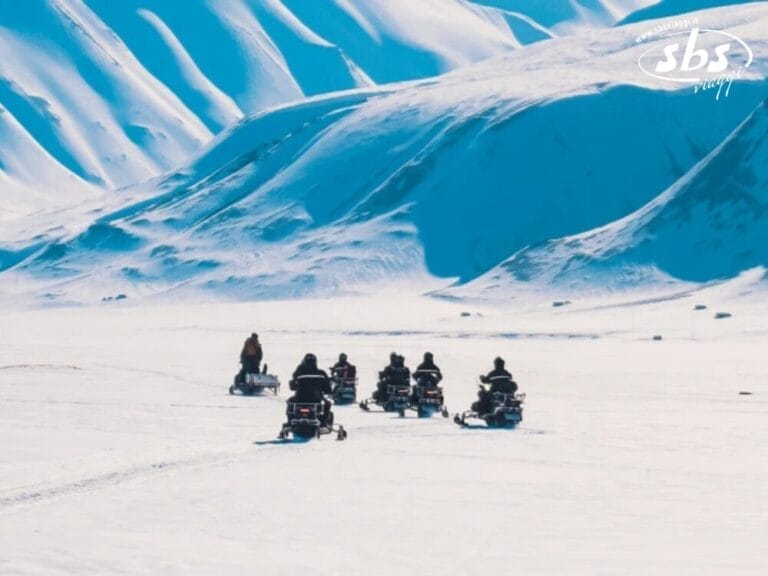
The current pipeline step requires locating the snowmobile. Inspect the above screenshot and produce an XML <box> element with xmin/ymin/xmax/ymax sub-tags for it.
<box><xmin>454</xmin><ymin>389</ymin><xmax>526</xmax><ymax>428</ymax></box>
<box><xmin>278</xmin><ymin>401</ymin><xmax>347</xmax><ymax>441</ymax></box>
<box><xmin>359</xmin><ymin>382</ymin><xmax>412</xmax><ymax>417</ymax></box>
<box><xmin>409</xmin><ymin>374</ymin><xmax>449</xmax><ymax>418</ymax></box>
<box><xmin>330</xmin><ymin>372</ymin><xmax>358</xmax><ymax>405</ymax></box>
<box><xmin>229</xmin><ymin>364</ymin><xmax>280</xmax><ymax>395</ymax></box>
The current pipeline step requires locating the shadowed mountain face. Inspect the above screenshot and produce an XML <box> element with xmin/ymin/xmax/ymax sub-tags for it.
<box><xmin>462</xmin><ymin>98</ymin><xmax>768</xmax><ymax>293</ymax></box>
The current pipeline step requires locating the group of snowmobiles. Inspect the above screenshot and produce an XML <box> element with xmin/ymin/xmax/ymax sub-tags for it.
<box><xmin>230</xmin><ymin>335</ymin><xmax>525</xmax><ymax>442</ymax></box>
<box><xmin>358</xmin><ymin>352</ymin><xmax>449</xmax><ymax>418</ymax></box>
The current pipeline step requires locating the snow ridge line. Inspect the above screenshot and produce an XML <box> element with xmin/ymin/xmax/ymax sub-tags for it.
<box><xmin>0</xmin><ymin>450</ymin><xmax>246</xmax><ymax>510</ymax></box>
<box><xmin>0</xmin><ymin>363</ymin><xmax>83</xmax><ymax>371</ymax></box>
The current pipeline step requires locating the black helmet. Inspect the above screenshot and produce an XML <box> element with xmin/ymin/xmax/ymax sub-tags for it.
<box><xmin>424</xmin><ymin>352</ymin><xmax>433</xmax><ymax>362</ymax></box>
<box><xmin>390</xmin><ymin>352</ymin><xmax>397</xmax><ymax>363</ymax></box>
<box><xmin>251</xmin><ymin>332</ymin><xmax>258</xmax><ymax>339</ymax></box>
<box><xmin>304</xmin><ymin>353</ymin><xmax>317</xmax><ymax>367</ymax></box>
<box><xmin>494</xmin><ymin>357</ymin><xmax>505</xmax><ymax>369</ymax></box>
<box><xmin>339</xmin><ymin>353</ymin><xmax>347</xmax><ymax>362</ymax></box>
<box><xmin>396</xmin><ymin>354</ymin><xmax>405</xmax><ymax>367</ymax></box>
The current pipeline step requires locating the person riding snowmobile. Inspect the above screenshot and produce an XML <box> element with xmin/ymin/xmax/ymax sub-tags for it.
<box><xmin>373</xmin><ymin>353</ymin><xmax>397</xmax><ymax>401</ymax></box>
<box><xmin>287</xmin><ymin>353</ymin><xmax>333</xmax><ymax>426</ymax></box>
<box><xmin>411</xmin><ymin>352</ymin><xmax>442</xmax><ymax>404</ymax></box>
<box><xmin>238</xmin><ymin>333</ymin><xmax>263</xmax><ymax>381</ymax></box>
<box><xmin>378</xmin><ymin>352</ymin><xmax>397</xmax><ymax>379</ymax></box>
<box><xmin>331</xmin><ymin>353</ymin><xmax>357</xmax><ymax>382</ymax></box>
<box><xmin>473</xmin><ymin>357</ymin><xmax>517</xmax><ymax>415</ymax></box>
<box><xmin>375</xmin><ymin>354</ymin><xmax>410</xmax><ymax>402</ymax></box>
<box><xmin>412</xmin><ymin>352</ymin><xmax>442</xmax><ymax>385</ymax></box>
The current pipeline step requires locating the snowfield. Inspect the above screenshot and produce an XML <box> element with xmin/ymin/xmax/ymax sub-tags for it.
<box><xmin>1</xmin><ymin>283</ymin><xmax>766</xmax><ymax>575</ymax></box>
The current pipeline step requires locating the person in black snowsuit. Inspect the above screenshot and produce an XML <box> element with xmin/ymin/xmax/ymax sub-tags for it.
<box><xmin>331</xmin><ymin>353</ymin><xmax>357</xmax><ymax>385</ymax></box>
<box><xmin>373</xmin><ymin>353</ymin><xmax>397</xmax><ymax>401</ymax></box>
<box><xmin>375</xmin><ymin>354</ymin><xmax>410</xmax><ymax>402</ymax></box>
<box><xmin>412</xmin><ymin>352</ymin><xmax>442</xmax><ymax>385</ymax></box>
<box><xmin>473</xmin><ymin>357</ymin><xmax>518</xmax><ymax>415</ymax></box>
<box><xmin>411</xmin><ymin>352</ymin><xmax>442</xmax><ymax>403</ymax></box>
<box><xmin>287</xmin><ymin>353</ymin><xmax>333</xmax><ymax>426</ymax></box>
<box><xmin>238</xmin><ymin>333</ymin><xmax>263</xmax><ymax>382</ymax></box>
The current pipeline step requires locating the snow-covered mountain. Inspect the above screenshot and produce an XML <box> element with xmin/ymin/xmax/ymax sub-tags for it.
<box><xmin>0</xmin><ymin>0</ymin><xmax>559</xmax><ymax>218</ymax></box>
<box><xmin>1</xmin><ymin>0</ymin><xmax>677</xmax><ymax>221</ymax></box>
<box><xmin>453</xmin><ymin>97</ymin><xmax>768</xmax><ymax>295</ymax></box>
<box><xmin>2</xmin><ymin>3</ymin><xmax>766</xmax><ymax>303</ymax></box>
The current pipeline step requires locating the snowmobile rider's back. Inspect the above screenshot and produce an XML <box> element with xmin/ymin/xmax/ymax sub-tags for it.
<box><xmin>480</xmin><ymin>357</ymin><xmax>517</xmax><ymax>394</ymax></box>
<box><xmin>290</xmin><ymin>353</ymin><xmax>332</xmax><ymax>402</ymax></box>
<box><xmin>413</xmin><ymin>352</ymin><xmax>442</xmax><ymax>385</ymax></box>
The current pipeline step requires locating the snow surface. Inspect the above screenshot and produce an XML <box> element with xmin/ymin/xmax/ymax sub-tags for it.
<box><xmin>3</xmin><ymin>2</ymin><xmax>766</xmax><ymax>304</ymax></box>
<box><xmin>1</xmin><ymin>285</ymin><xmax>766</xmax><ymax>575</ymax></box>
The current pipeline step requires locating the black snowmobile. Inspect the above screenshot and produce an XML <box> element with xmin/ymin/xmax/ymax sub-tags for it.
<box><xmin>230</xmin><ymin>363</ymin><xmax>280</xmax><ymax>395</ymax></box>
<box><xmin>279</xmin><ymin>401</ymin><xmax>347</xmax><ymax>441</ymax></box>
<box><xmin>330</xmin><ymin>370</ymin><xmax>358</xmax><ymax>405</ymax></box>
<box><xmin>454</xmin><ymin>386</ymin><xmax>526</xmax><ymax>428</ymax></box>
<box><xmin>360</xmin><ymin>382</ymin><xmax>412</xmax><ymax>417</ymax></box>
<box><xmin>409</xmin><ymin>373</ymin><xmax>449</xmax><ymax>418</ymax></box>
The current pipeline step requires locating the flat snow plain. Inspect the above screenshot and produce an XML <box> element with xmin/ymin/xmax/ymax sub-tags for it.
<box><xmin>1</xmin><ymin>285</ymin><xmax>766</xmax><ymax>575</ymax></box>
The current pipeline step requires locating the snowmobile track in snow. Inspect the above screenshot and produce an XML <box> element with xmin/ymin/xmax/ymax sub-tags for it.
<box><xmin>0</xmin><ymin>456</ymin><xmax>228</xmax><ymax>510</ymax></box>
<box><xmin>0</xmin><ymin>363</ymin><xmax>84</xmax><ymax>371</ymax></box>
<box><xmin>0</xmin><ymin>443</ymin><xmax>287</xmax><ymax>510</ymax></box>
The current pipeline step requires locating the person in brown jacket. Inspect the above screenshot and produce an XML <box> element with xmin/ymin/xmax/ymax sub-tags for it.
<box><xmin>240</xmin><ymin>333</ymin><xmax>263</xmax><ymax>377</ymax></box>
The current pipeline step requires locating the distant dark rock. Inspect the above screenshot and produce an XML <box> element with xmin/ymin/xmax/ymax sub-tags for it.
<box><xmin>460</xmin><ymin>312</ymin><xmax>471</xmax><ymax>317</ymax></box>
<box><xmin>102</xmin><ymin>293</ymin><xmax>128</xmax><ymax>302</ymax></box>
<box><xmin>653</xmin><ymin>335</ymin><xmax>663</xmax><ymax>341</ymax></box>
<box><xmin>694</xmin><ymin>304</ymin><xmax>707</xmax><ymax>310</ymax></box>
<box><xmin>552</xmin><ymin>300</ymin><xmax>571</xmax><ymax>308</ymax></box>
<box><xmin>714</xmin><ymin>312</ymin><xmax>732</xmax><ymax>319</ymax></box>
<box><xmin>738</xmin><ymin>391</ymin><xmax>752</xmax><ymax>395</ymax></box>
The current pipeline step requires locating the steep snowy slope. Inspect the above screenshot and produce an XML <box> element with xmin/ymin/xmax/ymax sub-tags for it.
<box><xmin>471</xmin><ymin>0</ymin><xmax>658</xmax><ymax>29</ymax></box>
<box><xmin>456</xmin><ymin>98</ymin><xmax>768</xmax><ymax>294</ymax></box>
<box><xmin>1</xmin><ymin>0</ymin><xmax>544</xmax><ymax>217</ymax></box>
<box><xmin>619</xmin><ymin>0</ymin><xmax>755</xmax><ymax>25</ymax></box>
<box><xmin>3</xmin><ymin>3</ymin><xmax>766</xmax><ymax>303</ymax></box>
<box><xmin>0</xmin><ymin>0</ymin><xmax>211</xmax><ymax>214</ymax></box>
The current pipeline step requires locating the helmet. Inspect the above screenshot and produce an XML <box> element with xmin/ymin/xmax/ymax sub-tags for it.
<box><xmin>424</xmin><ymin>352</ymin><xmax>433</xmax><ymax>362</ymax></box>
<box><xmin>251</xmin><ymin>332</ymin><xmax>258</xmax><ymax>339</ymax></box>
<box><xmin>304</xmin><ymin>353</ymin><xmax>317</xmax><ymax>367</ymax></box>
<box><xmin>396</xmin><ymin>354</ymin><xmax>405</xmax><ymax>367</ymax></box>
<box><xmin>390</xmin><ymin>352</ymin><xmax>397</xmax><ymax>364</ymax></box>
<box><xmin>339</xmin><ymin>353</ymin><xmax>347</xmax><ymax>362</ymax></box>
<box><xmin>494</xmin><ymin>357</ymin><xmax>505</xmax><ymax>369</ymax></box>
